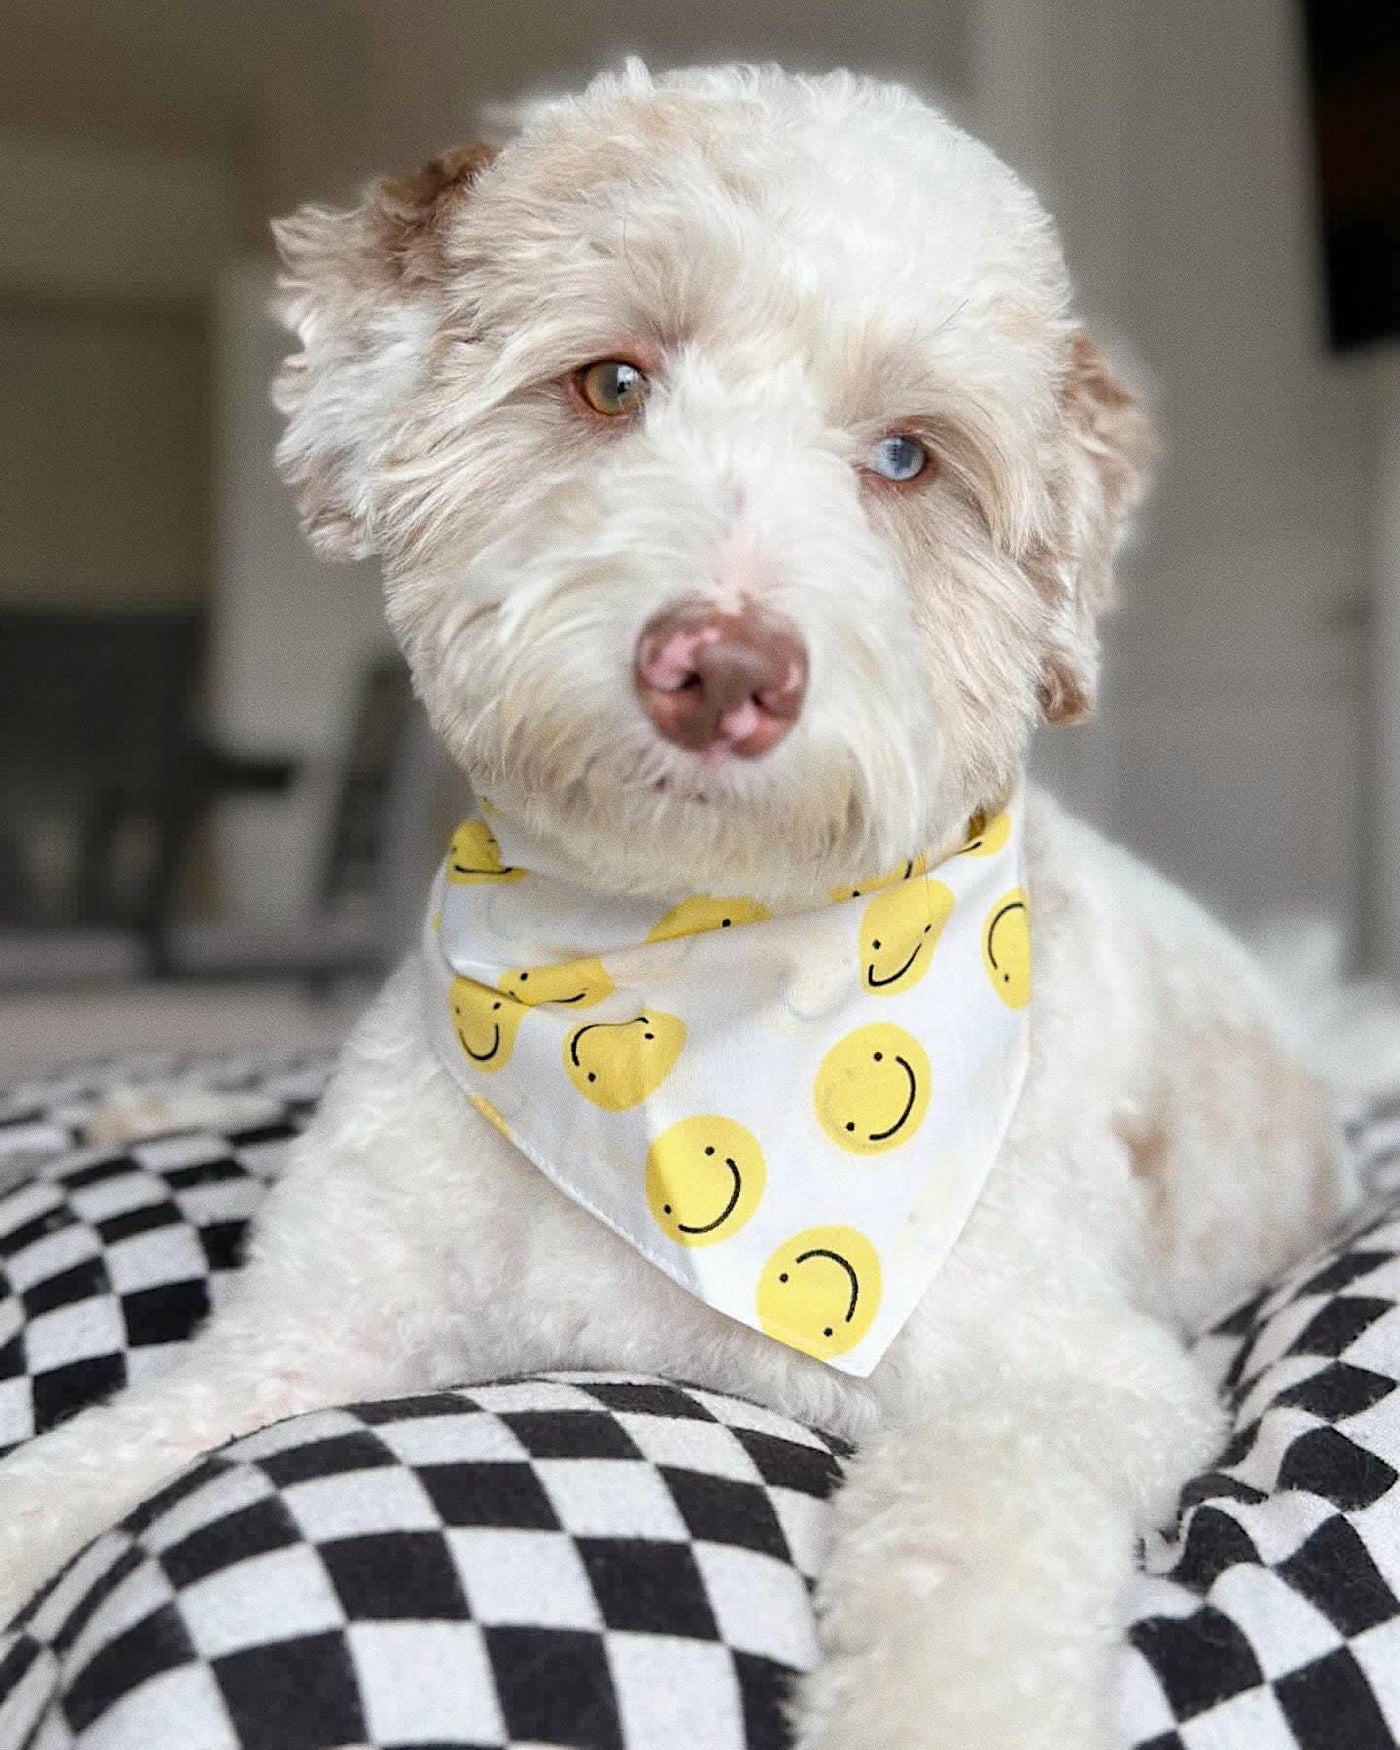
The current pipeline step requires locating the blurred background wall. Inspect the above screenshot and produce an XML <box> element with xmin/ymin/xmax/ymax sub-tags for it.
<box><xmin>0</xmin><ymin>0</ymin><xmax>1395</xmax><ymax>1067</ymax></box>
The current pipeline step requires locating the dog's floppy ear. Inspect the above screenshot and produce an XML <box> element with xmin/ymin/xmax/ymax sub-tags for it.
<box><xmin>272</xmin><ymin>144</ymin><xmax>499</xmax><ymax>559</ymax></box>
<box><xmin>1034</xmin><ymin>332</ymin><xmax>1156</xmax><ymax>724</ymax></box>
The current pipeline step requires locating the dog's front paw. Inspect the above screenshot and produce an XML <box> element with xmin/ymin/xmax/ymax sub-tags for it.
<box><xmin>786</xmin><ymin>1645</ymin><xmax>887</xmax><ymax>1750</ymax></box>
<box><xmin>788</xmin><ymin>1634</ymin><xmax>1116</xmax><ymax>1750</ymax></box>
<box><xmin>0</xmin><ymin>1474</ymin><xmax>70</xmax><ymax>1629</ymax></box>
<box><xmin>792</xmin><ymin>1428</ymin><xmax>1126</xmax><ymax>1750</ymax></box>
<box><xmin>0</xmin><ymin>1425</ymin><xmax>150</xmax><ymax>1631</ymax></box>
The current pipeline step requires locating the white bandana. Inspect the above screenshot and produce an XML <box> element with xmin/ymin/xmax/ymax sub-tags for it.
<box><xmin>422</xmin><ymin>796</ymin><xmax>1030</xmax><ymax>1377</ymax></box>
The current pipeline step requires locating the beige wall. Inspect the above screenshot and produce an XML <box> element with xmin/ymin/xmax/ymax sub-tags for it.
<box><xmin>0</xmin><ymin>131</ymin><xmax>238</xmax><ymax>614</ymax></box>
<box><xmin>1371</xmin><ymin>355</ymin><xmax>1400</xmax><ymax>977</ymax></box>
<box><xmin>243</xmin><ymin>2</ymin><xmax>969</xmax><ymax>216</ymax></box>
<box><xmin>207</xmin><ymin>261</ymin><xmax>389</xmax><ymax>921</ymax></box>
<box><xmin>1105</xmin><ymin>0</ymin><xmax>1369</xmax><ymax>931</ymax></box>
<box><xmin>0</xmin><ymin>302</ymin><xmax>208</xmax><ymax>610</ymax></box>
<box><xmin>0</xmin><ymin>130</ymin><xmax>236</xmax><ymax>299</ymax></box>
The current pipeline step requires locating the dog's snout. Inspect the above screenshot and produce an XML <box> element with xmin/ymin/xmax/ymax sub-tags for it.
<box><xmin>635</xmin><ymin>603</ymin><xmax>808</xmax><ymax>757</ymax></box>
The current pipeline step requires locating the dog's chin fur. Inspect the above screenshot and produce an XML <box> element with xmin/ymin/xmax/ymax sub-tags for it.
<box><xmin>0</xmin><ymin>61</ymin><xmax>1358</xmax><ymax>1750</ymax></box>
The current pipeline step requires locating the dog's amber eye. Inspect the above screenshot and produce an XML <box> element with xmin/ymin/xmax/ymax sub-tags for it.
<box><xmin>868</xmin><ymin>434</ymin><xmax>930</xmax><ymax>482</ymax></box>
<box><xmin>576</xmin><ymin>359</ymin><xmax>649</xmax><ymax>417</ymax></box>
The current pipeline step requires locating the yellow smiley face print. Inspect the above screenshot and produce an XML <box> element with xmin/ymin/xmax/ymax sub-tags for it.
<box><xmin>829</xmin><ymin>855</ymin><xmax>928</xmax><ymax>905</ymax></box>
<box><xmin>756</xmin><ymin>1225</ymin><xmax>882</xmax><ymax>1360</ymax></box>
<box><xmin>959</xmin><ymin>807</ymin><xmax>1012</xmax><ymax>858</ymax></box>
<box><xmin>646</xmin><ymin>896</ymin><xmax>772</xmax><ymax>942</ymax></box>
<box><xmin>814</xmin><ymin>1023</ymin><xmax>932</xmax><ymax>1154</ymax></box>
<box><xmin>646</xmin><ymin>1116</ymin><xmax>766</xmax><ymax>1248</ymax></box>
<box><xmin>563</xmin><ymin>1011</ymin><xmax>686</xmax><ymax>1110</ymax></box>
<box><xmin>983</xmin><ymin>890</ymin><xmax>1031</xmax><ymax>1008</ymax></box>
<box><xmin>859</xmin><ymin>878</ymin><xmax>954</xmax><ymax>996</ymax></box>
<box><xmin>447</xmin><ymin>820</ymin><xmax>524</xmax><ymax>885</ymax></box>
<box><xmin>449</xmin><ymin>976</ymin><xmax>527</xmax><ymax>1073</ymax></box>
<box><xmin>499</xmin><ymin>957</ymin><xmax>614</xmax><ymax>1010</ymax></box>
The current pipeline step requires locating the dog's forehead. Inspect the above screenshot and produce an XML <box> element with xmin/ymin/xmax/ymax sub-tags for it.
<box><xmin>460</xmin><ymin>80</ymin><xmax>1067</xmax><ymax>365</ymax></box>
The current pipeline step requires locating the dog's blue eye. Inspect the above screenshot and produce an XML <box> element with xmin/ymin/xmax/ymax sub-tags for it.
<box><xmin>868</xmin><ymin>434</ymin><xmax>929</xmax><ymax>482</ymax></box>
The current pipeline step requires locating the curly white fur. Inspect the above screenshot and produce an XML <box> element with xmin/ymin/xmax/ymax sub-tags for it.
<box><xmin>0</xmin><ymin>62</ymin><xmax>1350</xmax><ymax>1749</ymax></box>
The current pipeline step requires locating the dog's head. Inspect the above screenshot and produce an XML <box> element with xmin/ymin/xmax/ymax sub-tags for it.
<box><xmin>274</xmin><ymin>63</ymin><xmax>1151</xmax><ymax>901</ymax></box>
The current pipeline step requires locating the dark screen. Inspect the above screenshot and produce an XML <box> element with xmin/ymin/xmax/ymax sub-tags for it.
<box><xmin>1301</xmin><ymin>0</ymin><xmax>1400</xmax><ymax>350</ymax></box>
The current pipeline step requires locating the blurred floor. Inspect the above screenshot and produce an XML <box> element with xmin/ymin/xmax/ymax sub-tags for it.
<box><xmin>0</xmin><ymin>980</ymin><xmax>371</xmax><ymax>1077</ymax></box>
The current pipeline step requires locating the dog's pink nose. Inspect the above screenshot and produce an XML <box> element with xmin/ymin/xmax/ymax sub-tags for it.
<box><xmin>635</xmin><ymin>603</ymin><xmax>808</xmax><ymax>757</ymax></box>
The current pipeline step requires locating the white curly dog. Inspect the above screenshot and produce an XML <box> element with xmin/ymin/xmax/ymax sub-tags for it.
<box><xmin>0</xmin><ymin>63</ymin><xmax>1353</xmax><ymax>1749</ymax></box>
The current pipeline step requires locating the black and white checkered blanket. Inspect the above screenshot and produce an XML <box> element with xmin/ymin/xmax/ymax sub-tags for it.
<box><xmin>1</xmin><ymin>1051</ymin><xmax>1399</xmax><ymax>1749</ymax></box>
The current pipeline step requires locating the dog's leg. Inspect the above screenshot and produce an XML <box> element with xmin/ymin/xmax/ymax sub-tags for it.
<box><xmin>0</xmin><ymin>964</ymin><xmax>486</xmax><ymax>1625</ymax></box>
<box><xmin>792</xmin><ymin>1313</ymin><xmax>1223</xmax><ymax>1750</ymax></box>
<box><xmin>0</xmin><ymin>1255</ymin><xmax>429</xmax><ymax>1627</ymax></box>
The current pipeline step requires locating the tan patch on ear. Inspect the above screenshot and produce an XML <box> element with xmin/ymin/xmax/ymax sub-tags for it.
<box><xmin>1030</xmin><ymin>332</ymin><xmax>1157</xmax><ymax>724</ymax></box>
<box><xmin>296</xmin><ymin>446</ymin><xmax>362</xmax><ymax>556</ymax></box>
<box><xmin>271</xmin><ymin>142</ymin><xmax>499</xmax><ymax>558</ymax></box>
<box><xmin>1061</xmin><ymin>332</ymin><xmax>1156</xmax><ymax>542</ymax></box>
<box><xmin>371</xmin><ymin>143</ymin><xmax>500</xmax><ymax>285</ymax></box>
<box><xmin>1037</xmin><ymin>652</ymin><xmax>1095</xmax><ymax>725</ymax></box>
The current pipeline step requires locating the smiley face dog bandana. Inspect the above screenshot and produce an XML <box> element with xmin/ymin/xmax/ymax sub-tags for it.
<box><xmin>422</xmin><ymin>798</ymin><xmax>1031</xmax><ymax>1377</ymax></box>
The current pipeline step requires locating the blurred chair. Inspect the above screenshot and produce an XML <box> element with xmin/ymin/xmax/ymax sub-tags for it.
<box><xmin>0</xmin><ymin>619</ymin><xmax>449</xmax><ymax>990</ymax></box>
<box><xmin>0</xmin><ymin>611</ymin><xmax>206</xmax><ymax>983</ymax></box>
<box><xmin>163</xmin><ymin>654</ymin><xmax>458</xmax><ymax>982</ymax></box>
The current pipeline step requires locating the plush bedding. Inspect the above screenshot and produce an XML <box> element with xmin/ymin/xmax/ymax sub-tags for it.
<box><xmin>1</xmin><ymin>1050</ymin><xmax>1398</xmax><ymax>1748</ymax></box>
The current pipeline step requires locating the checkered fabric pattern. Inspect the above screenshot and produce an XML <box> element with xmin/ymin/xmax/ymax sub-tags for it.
<box><xmin>0</xmin><ymin>1051</ymin><xmax>332</xmax><ymax>1459</ymax></box>
<box><xmin>0</xmin><ymin>1377</ymin><xmax>845</xmax><ymax>1750</ymax></box>
<box><xmin>3</xmin><ymin>1051</ymin><xmax>1400</xmax><ymax>1748</ymax></box>
<box><xmin>0</xmin><ymin>1049</ymin><xmax>333</xmax><ymax>1190</ymax></box>
<box><xmin>1119</xmin><ymin>1117</ymin><xmax>1400</xmax><ymax>1750</ymax></box>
